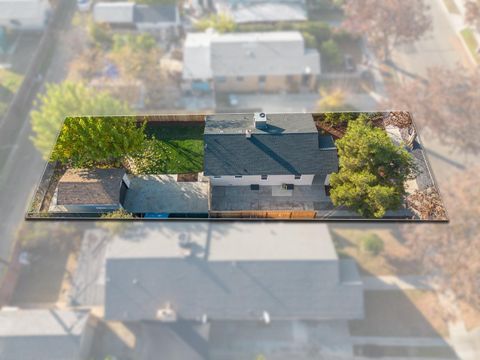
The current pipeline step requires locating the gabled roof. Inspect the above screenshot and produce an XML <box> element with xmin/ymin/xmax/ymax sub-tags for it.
<box><xmin>104</xmin><ymin>222</ymin><xmax>363</xmax><ymax>322</ymax></box>
<box><xmin>231</xmin><ymin>2</ymin><xmax>307</xmax><ymax>24</ymax></box>
<box><xmin>0</xmin><ymin>309</ymin><xmax>90</xmax><ymax>360</ymax></box>
<box><xmin>203</xmin><ymin>113</ymin><xmax>338</xmax><ymax>176</ymax></box>
<box><xmin>57</xmin><ymin>168</ymin><xmax>125</xmax><ymax>206</ymax></box>
<box><xmin>94</xmin><ymin>2</ymin><xmax>135</xmax><ymax>23</ymax></box>
<box><xmin>133</xmin><ymin>4</ymin><xmax>178</xmax><ymax>24</ymax></box>
<box><xmin>182</xmin><ymin>31</ymin><xmax>320</xmax><ymax>80</ymax></box>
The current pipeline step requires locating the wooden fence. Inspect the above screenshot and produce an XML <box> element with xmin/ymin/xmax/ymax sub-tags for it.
<box><xmin>209</xmin><ymin>210</ymin><xmax>317</xmax><ymax>219</ymax></box>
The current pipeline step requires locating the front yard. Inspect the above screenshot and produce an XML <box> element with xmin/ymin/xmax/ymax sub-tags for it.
<box><xmin>350</xmin><ymin>290</ymin><xmax>450</xmax><ymax>338</ymax></box>
<box><xmin>331</xmin><ymin>227</ymin><xmax>422</xmax><ymax>276</ymax></box>
<box><xmin>127</xmin><ymin>123</ymin><xmax>204</xmax><ymax>175</ymax></box>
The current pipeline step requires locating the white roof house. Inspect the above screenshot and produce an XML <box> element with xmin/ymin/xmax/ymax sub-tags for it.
<box><xmin>183</xmin><ymin>31</ymin><xmax>320</xmax><ymax>81</ymax></box>
<box><xmin>229</xmin><ymin>2</ymin><xmax>307</xmax><ymax>24</ymax></box>
<box><xmin>182</xmin><ymin>32</ymin><xmax>215</xmax><ymax>81</ymax></box>
<box><xmin>94</xmin><ymin>1</ymin><xmax>180</xmax><ymax>29</ymax></box>
<box><xmin>104</xmin><ymin>222</ymin><xmax>363</xmax><ymax>322</ymax></box>
<box><xmin>0</xmin><ymin>309</ymin><xmax>93</xmax><ymax>360</ymax></box>
<box><xmin>0</xmin><ymin>0</ymin><xmax>50</xmax><ymax>30</ymax></box>
<box><xmin>93</xmin><ymin>2</ymin><xmax>135</xmax><ymax>24</ymax></box>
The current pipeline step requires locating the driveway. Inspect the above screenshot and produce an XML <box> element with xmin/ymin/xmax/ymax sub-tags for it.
<box><xmin>124</xmin><ymin>175</ymin><xmax>209</xmax><ymax>214</ymax></box>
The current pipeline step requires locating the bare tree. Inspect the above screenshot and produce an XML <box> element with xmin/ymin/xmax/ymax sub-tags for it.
<box><xmin>385</xmin><ymin>66</ymin><xmax>480</xmax><ymax>154</ymax></box>
<box><xmin>465</xmin><ymin>0</ymin><xmax>480</xmax><ymax>31</ymax></box>
<box><xmin>403</xmin><ymin>167</ymin><xmax>480</xmax><ymax>310</ymax></box>
<box><xmin>342</xmin><ymin>0</ymin><xmax>431</xmax><ymax>60</ymax></box>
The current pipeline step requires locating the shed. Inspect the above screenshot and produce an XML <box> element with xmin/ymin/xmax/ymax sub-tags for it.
<box><xmin>51</xmin><ymin>168</ymin><xmax>128</xmax><ymax>213</ymax></box>
<box><xmin>93</xmin><ymin>2</ymin><xmax>135</xmax><ymax>24</ymax></box>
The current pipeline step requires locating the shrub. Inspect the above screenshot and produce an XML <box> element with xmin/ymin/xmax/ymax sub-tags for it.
<box><xmin>360</xmin><ymin>234</ymin><xmax>384</xmax><ymax>255</ymax></box>
<box><xmin>320</xmin><ymin>39</ymin><xmax>342</xmax><ymax>66</ymax></box>
<box><xmin>87</xmin><ymin>20</ymin><xmax>112</xmax><ymax>47</ymax></box>
<box><xmin>100</xmin><ymin>209</ymin><xmax>134</xmax><ymax>219</ymax></box>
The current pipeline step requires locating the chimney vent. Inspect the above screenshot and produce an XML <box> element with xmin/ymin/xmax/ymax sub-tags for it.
<box><xmin>245</xmin><ymin>129</ymin><xmax>252</xmax><ymax>138</ymax></box>
<box><xmin>254</xmin><ymin>112</ymin><xmax>267</xmax><ymax>130</ymax></box>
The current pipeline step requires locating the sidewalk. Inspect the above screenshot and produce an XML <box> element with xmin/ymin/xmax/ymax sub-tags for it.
<box><xmin>438</xmin><ymin>0</ymin><xmax>479</xmax><ymax>65</ymax></box>
<box><xmin>362</xmin><ymin>275</ymin><xmax>434</xmax><ymax>291</ymax></box>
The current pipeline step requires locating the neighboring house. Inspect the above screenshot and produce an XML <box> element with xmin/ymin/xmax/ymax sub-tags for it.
<box><xmin>49</xmin><ymin>168</ymin><xmax>129</xmax><ymax>214</ymax></box>
<box><xmin>93</xmin><ymin>2</ymin><xmax>181</xmax><ymax>40</ymax></box>
<box><xmin>203</xmin><ymin>112</ymin><xmax>338</xmax><ymax>186</ymax></box>
<box><xmin>182</xmin><ymin>31</ymin><xmax>320</xmax><ymax>95</ymax></box>
<box><xmin>0</xmin><ymin>308</ymin><xmax>94</xmax><ymax>360</ymax></box>
<box><xmin>87</xmin><ymin>222</ymin><xmax>362</xmax><ymax>357</ymax></box>
<box><xmin>0</xmin><ymin>0</ymin><xmax>50</xmax><ymax>31</ymax></box>
<box><xmin>210</xmin><ymin>0</ymin><xmax>307</xmax><ymax>24</ymax></box>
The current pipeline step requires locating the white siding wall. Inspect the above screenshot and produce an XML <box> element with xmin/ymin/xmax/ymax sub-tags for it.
<box><xmin>209</xmin><ymin>174</ymin><xmax>314</xmax><ymax>186</ymax></box>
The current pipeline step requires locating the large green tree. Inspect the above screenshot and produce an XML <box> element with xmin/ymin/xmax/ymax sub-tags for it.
<box><xmin>51</xmin><ymin>116</ymin><xmax>145</xmax><ymax>167</ymax></box>
<box><xmin>330</xmin><ymin>117</ymin><xmax>414</xmax><ymax>218</ymax></box>
<box><xmin>30</xmin><ymin>82</ymin><xmax>131</xmax><ymax>159</ymax></box>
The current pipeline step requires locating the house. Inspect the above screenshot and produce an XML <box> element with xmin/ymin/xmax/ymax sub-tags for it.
<box><xmin>220</xmin><ymin>0</ymin><xmax>307</xmax><ymax>24</ymax></box>
<box><xmin>203</xmin><ymin>112</ymin><xmax>338</xmax><ymax>186</ymax></box>
<box><xmin>80</xmin><ymin>222</ymin><xmax>362</xmax><ymax>357</ymax></box>
<box><xmin>0</xmin><ymin>0</ymin><xmax>51</xmax><ymax>31</ymax></box>
<box><xmin>104</xmin><ymin>222</ymin><xmax>362</xmax><ymax>322</ymax></box>
<box><xmin>0</xmin><ymin>308</ymin><xmax>94</xmax><ymax>360</ymax></box>
<box><xmin>49</xmin><ymin>168</ymin><xmax>129</xmax><ymax>214</ymax></box>
<box><xmin>182</xmin><ymin>31</ymin><xmax>320</xmax><ymax>95</ymax></box>
<box><xmin>93</xmin><ymin>1</ymin><xmax>181</xmax><ymax>40</ymax></box>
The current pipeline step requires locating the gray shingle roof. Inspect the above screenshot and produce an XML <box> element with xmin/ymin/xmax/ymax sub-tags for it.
<box><xmin>57</xmin><ymin>168</ymin><xmax>125</xmax><ymax>206</ymax></box>
<box><xmin>138</xmin><ymin>321</ymin><xmax>209</xmax><ymax>360</ymax></box>
<box><xmin>133</xmin><ymin>4</ymin><xmax>177</xmax><ymax>23</ymax></box>
<box><xmin>104</xmin><ymin>223</ymin><xmax>363</xmax><ymax>322</ymax></box>
<box><xmin>204</xmin><ymin>113</ymin><xmax>338</xmax><ymax>176</ymax></box>
<box><xmin>0</xmin><ymin>309</ymin><xmax>90</xmax><ymax>360</ymax></box>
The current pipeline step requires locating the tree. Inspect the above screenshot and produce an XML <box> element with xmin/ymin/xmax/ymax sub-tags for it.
<box><xmin>51</xmin><ymin>116</ymin><xmax>145</xmax><ymax>167</ymax></box>
<box><xmin>342</xmin><ymin>0</ymin><xmax>431</xmax><ymax>60</ymax></box>
<box><xmin>109</xmin><ymin>33</ymin><xmax>159</xmax><ymax>80</ymax></box>
<box><xmin>385</xmin><ymin>66</ymin><xmax>480</xmax><ymax>154</ymax></box>
<box><xmin>195</xmin><ymin>14</ymin><xmax>236</xmax><ymax>33</ymax></box>
<box><xmin>31</xmin><ymin>82</ymin><xmax>131</xmax><ymax>159</ymax></box>
<box><xmin>320</xmin><ymin>39</ymin><xmax>342</xmax><ymax>66</ymax></box>
<box><xmin>465</xmin><ymin>0</ymin><xmax>480</xmax><ymax>31</ymax></box>
<box><xmin>330</xmin><ymin>117</ymin><xmax>415</xmax><ymax>218</ymax></box>
<box><xmin>403</xmin><ymin>167</ymin><xmax>480</xmax><ymax>310</ymax></box>
<box><xmin>317</xmin><ymin>88</ymin><xmax>355</xmax><ymax>112</ymax></box>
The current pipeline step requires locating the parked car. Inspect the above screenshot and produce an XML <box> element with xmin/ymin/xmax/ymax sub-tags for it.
<box><xmin>77</xmin><ymin>0</ymin><xmax>91</xmax><ymax>12</ymax></box>
<box><xmin>344</xmin><ymin>54</ymin><xmax>356</xmax><ymax>73</ymax></box>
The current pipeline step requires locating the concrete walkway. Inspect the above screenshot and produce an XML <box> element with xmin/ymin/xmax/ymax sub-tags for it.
<box><xmin>351</xmin><ymin>336</ymin><xmax>451</xmax><ymax>347</ymax></box>
<box><xmin>362</xmin><ymin>275</ymin><xmax>434</xmax><ymax>291</ymax></box>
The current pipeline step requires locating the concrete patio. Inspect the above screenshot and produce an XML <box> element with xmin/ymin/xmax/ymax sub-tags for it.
<box><xmin>210</xmin><ymin>184</ymin><xmax>332</xmax><ymax>211</ymax></box>
<box><xmin>124</xmin><ymin>175</ymin><xmax>209</xmax><ymax>214</ymax></box>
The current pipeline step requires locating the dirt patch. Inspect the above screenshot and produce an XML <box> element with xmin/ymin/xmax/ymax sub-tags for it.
<box><xmin>350</xmin><ymin>290</ymin><xmax>450</xmax><ymax>338</ymax></box>
<box><xmin>177</xmin><ymin>173</ymin><xmax>198</xmax><ymax>182</ymax></box>
<box><xmin>331</xmin><ymin>228</ymin><xmax>422</xmax><ymax>276</ymax></box>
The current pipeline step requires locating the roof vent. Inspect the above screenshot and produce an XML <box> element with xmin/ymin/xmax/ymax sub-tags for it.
<box><xmin>245</xmin><ymin>129</ymin><xmax>252</xmax><ymax>138</ymax></box>
<box><xmin>156</xmin><ymin>303</ymin><xmax>177</xmax><ymax>322</ymax></box>
<box><xmin>254</xmin><ymin>112</ymin><xmax>267</xmax><ymax>130</ymax></box>
<box><xmin>262</xmin><ymin>311</ymin><xmax>271</xmax><ymax>325</ymax></box>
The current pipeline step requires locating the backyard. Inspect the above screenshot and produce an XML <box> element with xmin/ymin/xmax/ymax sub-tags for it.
<box><xmin>127</xmin><ymin>122</ymin><xmax>204</xmax><ymax>175</ymax></box>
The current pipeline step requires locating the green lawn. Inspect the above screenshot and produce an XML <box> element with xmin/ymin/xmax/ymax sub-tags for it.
<box><xmin>460</xmin><ymin>28</ymin><xmax>480</xmax><ymax>64</ymax></box>
<box><xmin>129</xmin><ymin>123</ymin><xmax>205</xmax><ymax>174</ymax></box>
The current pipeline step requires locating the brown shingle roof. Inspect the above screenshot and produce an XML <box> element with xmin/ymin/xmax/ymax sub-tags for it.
<box><xmin>57</xmin><ymin>168</ymin><xmax>126</xmax><ymax>206</ymax></box>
